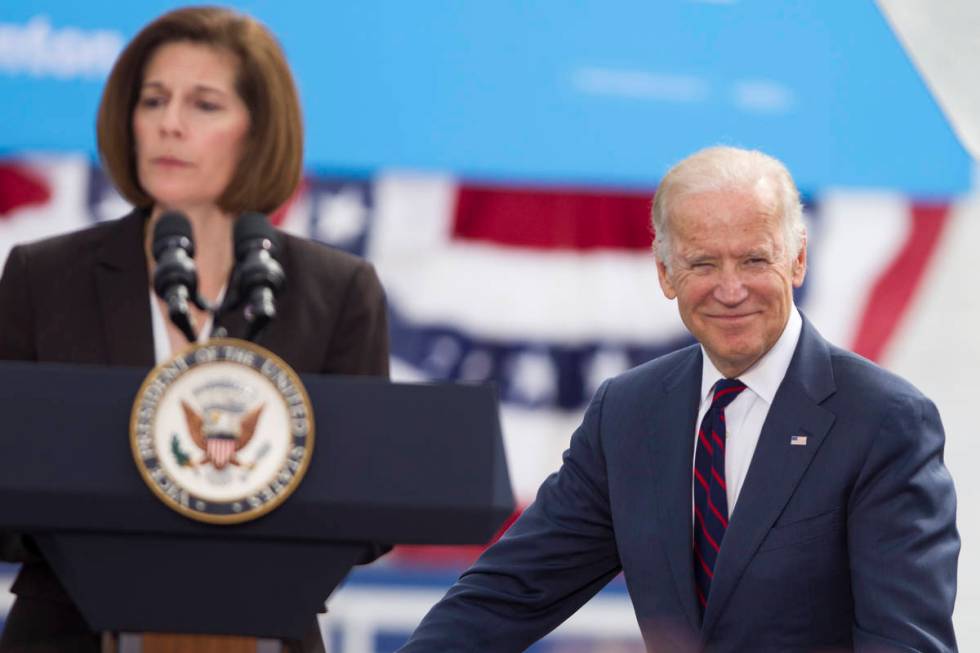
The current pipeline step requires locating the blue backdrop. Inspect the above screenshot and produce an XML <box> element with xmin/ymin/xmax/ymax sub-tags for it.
<box><xmin>0</xmin><ymin>1</ymin><xmax>969</xmax><ymax>196</ymax></box>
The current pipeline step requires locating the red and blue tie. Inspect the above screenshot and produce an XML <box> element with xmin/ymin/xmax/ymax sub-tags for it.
<box><xmin>693</xmin><ymin>378</ymin><xmax>747</xmax><ymax>613</ymax></box>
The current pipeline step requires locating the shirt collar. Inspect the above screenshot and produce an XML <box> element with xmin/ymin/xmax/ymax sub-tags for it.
<box><xmin>699</xmin><ymin>306</ymin><xmax>803</xmax><ymax>405</ymax></box>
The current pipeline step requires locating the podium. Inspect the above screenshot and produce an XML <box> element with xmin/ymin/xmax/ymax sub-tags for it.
<box><xmin>0</xmin><ymin>361</ymin><xmax>514</xmax><ymax>650</ymax></box>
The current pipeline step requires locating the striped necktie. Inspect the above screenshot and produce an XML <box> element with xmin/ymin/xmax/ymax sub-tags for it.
<box><xmin>693</xmin><ymin>378</ymin><xmax>747</xmax><ymax>614</ymax></box>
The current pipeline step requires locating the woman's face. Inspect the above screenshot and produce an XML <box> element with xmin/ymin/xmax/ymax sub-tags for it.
<box><xmin>133</xmin><ymin>41</ymin><xmax>250</xmax><ymax>213</ymax></box>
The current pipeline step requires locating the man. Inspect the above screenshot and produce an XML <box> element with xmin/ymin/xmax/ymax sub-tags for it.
<box><xmin>398</xmin><ymin>146</ymin><xmax>959</xmax><ymax>652</ymax></box>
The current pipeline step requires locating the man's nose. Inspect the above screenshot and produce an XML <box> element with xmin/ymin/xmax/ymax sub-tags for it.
<box><xmin>713</xmin><ymin>268</ymin><xmax>749</xmax><ymax>305</ymax></box>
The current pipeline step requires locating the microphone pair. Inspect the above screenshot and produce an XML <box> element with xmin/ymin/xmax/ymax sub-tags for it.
<box><xmin>152</xmin><ymin>211</ymin><xmax>285</xmax><ymax>344</ymax></box>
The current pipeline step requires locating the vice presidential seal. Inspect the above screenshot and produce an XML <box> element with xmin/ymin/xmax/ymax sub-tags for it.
<box><xmin>130</xmin><ymin>338</ymin><xmax>314</xmax><ymax>524</ymax></box>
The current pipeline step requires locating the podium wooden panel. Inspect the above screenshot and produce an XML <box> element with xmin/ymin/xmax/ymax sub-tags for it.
<box><xmin>143</xmin><ymin>634</ymin><xmax>262</xmax><ymax>653</ymax></box>
<box><xmin>106</xmin><ymin>633</ymin><xmax>278</xmax><ymax>653</ymax></box>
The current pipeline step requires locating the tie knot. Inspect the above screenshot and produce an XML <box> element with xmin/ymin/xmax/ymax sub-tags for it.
<box><xmin>711</xmin><ymin>378</ymin><xmax>746</xmax><ymax>410</ymax></box>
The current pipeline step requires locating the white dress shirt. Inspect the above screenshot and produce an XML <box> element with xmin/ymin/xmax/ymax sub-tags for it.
<box><xmin>693</xmin><ymin>306</ymin><xmax>803</xmax><ymax>516</ymax></box>
<box><xmin>149</xmin><ymin>289</ymin><xmax>220</xmax><ymax>364</ymax></box>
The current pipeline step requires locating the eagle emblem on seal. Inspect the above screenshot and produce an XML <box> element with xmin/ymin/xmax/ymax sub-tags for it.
<box><xmin>180</xmin><ymin>400</ymin><xmax>265</xmax><ymax>470</ymax></box>
<box><xmin>131</xmin><ymin>339</ymin><xmax>314</xmax><ymax>524</ymax></box>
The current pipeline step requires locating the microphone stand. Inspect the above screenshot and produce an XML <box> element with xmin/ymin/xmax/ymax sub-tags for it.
<box><xmin>164</xmin><ymin>288</ymin><xmax>198</xmax><ymax>345</ymax></box>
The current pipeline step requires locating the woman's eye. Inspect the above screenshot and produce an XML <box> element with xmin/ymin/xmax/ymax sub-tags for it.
<box><xmin>139</xmin><ymin>96</ymin><xmax>164</xmax><ymax>108</ymax></box>
<box><xmin>197</xmin><ymin>101</ymin><xmax>220</xmax><ymax>112</ymax></box>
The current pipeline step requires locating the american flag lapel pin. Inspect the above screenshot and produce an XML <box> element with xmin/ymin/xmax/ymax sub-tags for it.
<box><xmin>790</xmin><ymin>434</ymin><xmax>808</xmax><ymax>446</ymax></box>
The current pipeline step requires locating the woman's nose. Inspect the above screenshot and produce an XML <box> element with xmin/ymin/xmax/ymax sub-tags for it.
<box><xmin>159</xmin><ymin>102</ymin><xmax>184</xmax><ymax>137</ymax></box>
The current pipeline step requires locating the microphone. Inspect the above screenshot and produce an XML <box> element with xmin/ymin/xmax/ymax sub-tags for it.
<box><xmin>152</xmin><ymin>211</ymin><xmax>203</xmax><ymax>344</ymax></box>
<box><xmin>230</xmin><ymin>212</ymin><xmax>285</xmax><ymax>341</ymax></box>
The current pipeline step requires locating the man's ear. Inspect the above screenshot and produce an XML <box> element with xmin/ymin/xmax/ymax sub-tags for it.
<box><xmin>792</xmin><ymin>232</ymin><xmax>807</xmax><ymax>287</ymax></box>
<box><xmin>657</xmin><ymin>258</ymin><xmax>677</xmax><ymax>300</ymax></box>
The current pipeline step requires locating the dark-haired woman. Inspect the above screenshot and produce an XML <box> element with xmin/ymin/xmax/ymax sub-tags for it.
<box><xmin>0</xmin><ymin>7</ymin><xmax>388</xmax><ymax>652</ymax></box>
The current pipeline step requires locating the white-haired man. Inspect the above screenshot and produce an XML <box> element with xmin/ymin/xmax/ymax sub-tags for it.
<box><xmin>399</xmin><ymin>146</ymin><xmax>959</xmax><ymax>652</ymax></box>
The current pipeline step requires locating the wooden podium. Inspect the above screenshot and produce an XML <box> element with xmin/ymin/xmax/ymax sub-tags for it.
<box><xmin>106</xmin><ymin>632</ymin><xmax>282</xmax><ymax>652</ymax></box>
<box><xmin>0</xmin><ymin>362</ymin><xmax>514</xmax><ymax>651</ymax></box>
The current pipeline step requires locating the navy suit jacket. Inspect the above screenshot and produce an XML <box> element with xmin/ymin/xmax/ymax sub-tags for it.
<box><xmin>400</xmin><ymin>317</ymin><xmax>959</xmax><ymax>652</ymax></box>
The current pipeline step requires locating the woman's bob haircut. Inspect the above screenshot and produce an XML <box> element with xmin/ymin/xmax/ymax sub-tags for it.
<box><xmin>97</xmin><ymin>6</ymin><xmax>303</xmax><ymax>215</ymax></box>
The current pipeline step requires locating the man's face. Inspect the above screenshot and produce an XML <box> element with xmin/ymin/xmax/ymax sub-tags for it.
<box><xmin>656</xmin><ymin>187</ymin><xmax>806</xmax><ymax>378</ymax></box>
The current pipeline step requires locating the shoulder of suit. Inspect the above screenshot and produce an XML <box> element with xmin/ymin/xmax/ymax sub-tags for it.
<box><xmin>826</xmin><ymin>343</ymin><xmax>928</xmax><ymax>405</ymax></box>
<box><xmin>278</xmin><ymin>231</ymin><xmax>374</xmax><ymax>279</ymax></box>
<box><xmin>11</xmin><ymin>211</ymin><xmax>143</xmax><ymax>281</ymax></box>
<box><xmin>9</xmin><ymin>211</ymin><xmax>138</xmax><ymax>269</ymax></box>
<box><xmin>603</xmin><ymin>341</ymin><xmax>700</xmax><ymax>391</ymax></box>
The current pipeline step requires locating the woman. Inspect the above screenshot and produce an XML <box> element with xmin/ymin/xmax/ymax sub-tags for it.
<box><xmin>0</xmin><ymin>7</ymin><xmax>388</xmax><ymax>652</ymax></box>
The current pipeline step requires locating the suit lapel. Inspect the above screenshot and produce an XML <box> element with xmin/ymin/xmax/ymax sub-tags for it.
<box><xmin>648</xmin><ymin>347</ymin><xmax>703</xmax><ymax>634</ymax></box>
<box><xmin>700</xmin><ymin>319</ymin><xmax>837</xmax><ymax>638</ymax></box>
<box><xmin>94</xmin><ymin>210</ymin><xmax>155</xmax><ymax>367</ymax></box>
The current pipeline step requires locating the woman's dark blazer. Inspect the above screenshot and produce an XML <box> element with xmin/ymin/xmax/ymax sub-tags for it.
<box><xmin>0</xmin><ymin>209</ymin><xmax>390</xmax><ymax>650</ymax></box>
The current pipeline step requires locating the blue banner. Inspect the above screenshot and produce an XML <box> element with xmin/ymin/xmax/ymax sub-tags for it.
<box><xmin>0</xmin><ymin>1</ymin><xmax>970</xmax><ymax>195</ymax></box>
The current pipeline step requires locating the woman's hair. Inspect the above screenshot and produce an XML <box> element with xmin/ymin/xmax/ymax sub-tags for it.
<box><xmin>97</xmin><ymin>6</ymin><xmax>303</xmax><ymax>214</ymax></box>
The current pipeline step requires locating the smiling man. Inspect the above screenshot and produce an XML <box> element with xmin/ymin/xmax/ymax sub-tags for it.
<box><xmin>399</xmin><ymin>146</ymin><xmax>959</xmax><ymax>653</ymax></box>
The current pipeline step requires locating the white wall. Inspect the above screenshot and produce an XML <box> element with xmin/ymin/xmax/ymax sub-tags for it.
<box><xmin>885</xmin><ymin>193</ymin><xmax>980</xmax><ymax>645</ymax></box>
